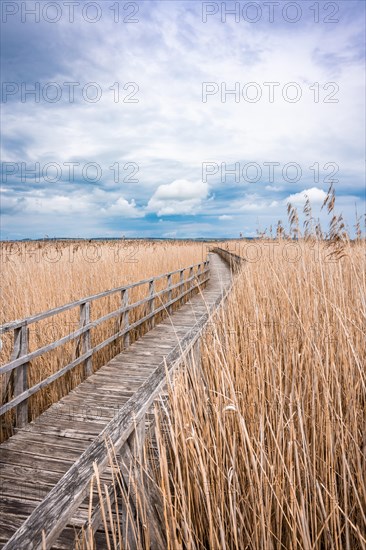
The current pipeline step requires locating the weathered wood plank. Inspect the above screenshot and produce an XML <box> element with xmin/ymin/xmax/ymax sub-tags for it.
<box><xmin>19</xmin><ymin>419</ymin><xmax>104</xmax><ymax>439</ymax></box>
<box><xmin>1</xmin><ymin>431</ymin><xmax>89</xmax><ymax>452</ymax></box>
<box><xmin>0</xmin><ymin>450</ymin><xmax>74</xmax><ymax>474</ymax></box>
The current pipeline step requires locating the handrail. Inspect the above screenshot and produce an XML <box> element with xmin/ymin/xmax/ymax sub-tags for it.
<box><xmin>0</xmin><ymin>271</ymin><xmax>206</xmax><ymax>376</ymax></box>
<box><xmin>0</xmin><ymin>261</ymin><xmax>207</xmax><ymax>334</ymax></box>
<box><xmin>211</xmin><ymin>247</ymin><xmax>245</xmax><ymax>272</ymax></box>
<box><xmin>0</xmin><ymin>260</ymin><xmax>210</xmax><ymax>426</ymax></box>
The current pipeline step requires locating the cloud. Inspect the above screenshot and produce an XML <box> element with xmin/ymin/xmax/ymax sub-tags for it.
<box><xmin>219</xmin><ymin>215</ymin><xmax>233</xmax><ymax>220</ymax></box>
<box><xmin>1</xmin><ymin>1</ymin><xmax>364</xmax><ymax>237</ymax></box>
<box><xmin>102</xmin><ymin>197</ymin><xmax>144</xmax><ymax>218</ymax></box>
<box><xmin>286</xmin><ymin>187</ymin><xmax>327</xmax><ymax>205</ymax></box>
<box><xmin>1</xmin><ymin>187</ymin><xmax>143</xmax><ymax>218</ymax></box>
<box><xmin>147</xmin><ymin>179</ymin><xmax>209</xmax><ymax>216</ymax></box>
<box><xmin>234</xmin><ymin>194</ymin><xmax>280</xmax><ymax>212</ymax></box>
<box><xmin>265</xmin><ymin>185</ymin><xmax>283</xmax><ymax>192</ymax></box>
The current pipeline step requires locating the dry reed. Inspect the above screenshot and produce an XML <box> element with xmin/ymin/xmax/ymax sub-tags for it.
<box><xmin>83</xmin><ymin>192</ymin><xmax>365</xmax><ymax>549</ymax></box>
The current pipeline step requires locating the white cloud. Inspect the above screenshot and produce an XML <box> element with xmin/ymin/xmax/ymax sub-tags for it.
<box><xmin>286</xmin><ymin>187</ymin><xmax>327</xmax><ymax>205</ymax></box>
<box><xmin>1</xmin><ymin>187</ymin><xmax>143</xmax><ymax>218</ymax></box>
<box><xmin>25</xmin><ymin>194</ymin><xmax>89</xmax><ymax>214</ymax></box>
<box><xmin>102</xmin><ymin>197</ymin><xmax>144</xmax><ymax>218</ymax></box>
<box><xmin>265</xmin><ymin>185</ymin><xmax>283</xmax><ymax>192</ymax></box>
<box><xmin>234</xmin><ymin>194</ymin><xmax>280</xmax><ymax>212</ymax></box>
<box><xmin>3</xmin><ymin>6</ymin><xmax>364</xmax><ymax>184</ymax></box>
<box><xmin>147</xmin><ymin>179</ymin><xmax>209</xmax><ymax>216</ymax></box>
<box><xmin>219</xmin><ymin>214</ymin><xmax>233</xmax><ymax>220</ymax></box>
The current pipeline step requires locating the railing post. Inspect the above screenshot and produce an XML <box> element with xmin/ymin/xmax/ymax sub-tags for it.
<box><xmin>167</xmin><ymin>274</ymin><xmax>172</xmax><ymax>314</ymax></box>
<box><xmin>80</xmin><ymin>301</ymin><xmax>92</xmax><ymax>377</ymax></box>
<box><xmin>179</xmin><ymin>269</ymin><xmax>184</xmax><ymax>302</ymax></box>
<box><xmin>121</xmin><ymin>289</ymin><xmax>130</xmax><ymax>348</ymax></box>
<box><xmin>205</xmin><ymin>259</ymin><xmax>210</xmax><ymax>280</ymax></box>
<box><xmin>148</xmin><ymin>280</ymin><xmax>155</xmax><ymax>329</ymax></box>
<box><xmin>189</xmin><ymin>266</ymin><xmax>194</xmax><ymax>297</ymax></box>
<box><xmin>127</xmin><ymin>414</ymin><xmax>146</xmax><ymax>460</ymax></box>
<box><xmin>12</xmin><ymin>325</ymin><xmax>29</xmax><ymax>428</ymax></box>
<box><xmin>197</xmin><ymin>262</ymin><xmax>203</xmax><ymax>285</ymax></box>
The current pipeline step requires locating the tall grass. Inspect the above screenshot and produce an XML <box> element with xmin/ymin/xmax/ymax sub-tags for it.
<box><xmin>84</xmin><ymin>193</ymin><xmax>365</xmax><ymax>549</ymax></box>
<box><xmin>147</xmin><ymin>239</ymin><xmax>365</xmax><ymax>549</ymax></box>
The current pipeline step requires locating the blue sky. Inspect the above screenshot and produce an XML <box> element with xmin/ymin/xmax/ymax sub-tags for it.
<box><xmin>1</xmin><ymin>0</ymin><xmax>365</xmax><ymax>239</ymax></box>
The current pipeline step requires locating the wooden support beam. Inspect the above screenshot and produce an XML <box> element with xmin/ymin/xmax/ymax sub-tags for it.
<box><xmin>148</xmin><ymin>280</ymin><xmax>155</xmax><ymax>330</ymax></box>
<box><xmin>121</xmin><ymin>289</ymin><xmax>130</xmax><ymax>349</ymax></box>
<box><xmin>119</xmin><ymin>414</ymin><xmax>165</xmax><ymax>550</ymax></box>
<box><xmin>179</xmin><ymin>269</ymin><xmax>184</xmax><ymax>305</ymax></box>
<box><xmin>12</xmin><ymin>325</ymin><xmax>29</xmax><ymax>428</ymax></box>
<box><xmin>167</xmin><ymin>274</ymin><xmax>172</xmax><ymax>315</ymax></box>
<box><xmin>80</xmin><ymin>302</ymin><xmax>92</xmax><ymax>377</ymax></box>
<box><xmin>189</xmin><ymin>267</ymin><xmax>194</xmax><ymax>299</ymax></box>
<box><xmin>0</xmin><ymin>260</ymin><xmax>206</xmax><ymax>335</ymax></box>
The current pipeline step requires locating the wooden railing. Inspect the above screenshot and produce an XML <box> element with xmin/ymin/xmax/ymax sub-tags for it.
<box><xmin>211</xmin><ymin>247</ymin><xmax>245</xmax><ymax>271</ymax></box>
<box><xmin>0</xmin><ymin>259</ymin><xmax>210</xmax><ymax>428</ymax></box>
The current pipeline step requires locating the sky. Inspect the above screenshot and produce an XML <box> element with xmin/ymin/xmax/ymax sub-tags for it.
<box><xmin>1</xmin><ymin>0</ymin><xmax>365</xmax><ymax>239</ymax></box>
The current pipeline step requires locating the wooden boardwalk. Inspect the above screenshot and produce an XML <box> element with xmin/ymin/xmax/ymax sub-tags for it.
<box><xmin>0</xmin><ymin>252</ymin><xmax>233</xmax><ymax>549</ymax></box>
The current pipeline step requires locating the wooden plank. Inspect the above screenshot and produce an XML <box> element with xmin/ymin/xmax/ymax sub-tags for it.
<box><xmin>0</xmin><ymin>464</ymin><xmax>63</xmax><ymax>487</ymax></box>
<box><xmin>64</xmin><ymin>387</ymin><xmax>134</xmax><ymax>400</ymax></box>
<box><xmin>69</xmin><ymin>381</ymin><xmax>137</xmax><ymax>393</ymax></box>
<box><xmin>19</xmin><ymin>419</ymin><xmax>104</xmax><ymax>439</ymax></box>
<box><xmin>52</xmin><ymin>527</ymin><xmax>108</xmax><ymax>550</ymax></box>
<box><xmin>92</xmin><ymin>366</ymin><xmax>155</xmax><ymax>378</ymax></box>
<box><xmin>0</xmin><ymin>479</ymin><xmax>53</xmax><ymax>504</ymax></box>
<box><xmin>211</xmin><ymin>247</ymin><xmax>245</xmax><ymax>272</ymax></box>
<box><xmin>46</xmin><ymin>405</ymin><xmax>123</xmax><ymax>422</ymax></box>
<box><xmin>0</xmin><ymin>439</ymin><xmax>84</xmax><ymax>461</ymax></box>
<box><xmin>0</xmin><ymin>450</ymin><xmax>74</xmax><ymax>474</ymax></box>
<box><xmin>0</xmin><ymin>432</ymin><xmax>89</xmax><ymax>452</ymax></box>
<box><xmin>1</xmin><ymin>473</ymin><xmax>120</xmax><ymax>513</ymax></box>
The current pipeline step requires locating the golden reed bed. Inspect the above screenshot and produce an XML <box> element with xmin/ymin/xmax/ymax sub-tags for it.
<box><xmin>79</xmin><ymin>189</ymin><xmax>365</xmax><ymax>549</ymax></box>
<box><xmin>79</xmin><ymin>235</ymin><xmax>365</xmax><ymax>550</ymax></box>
